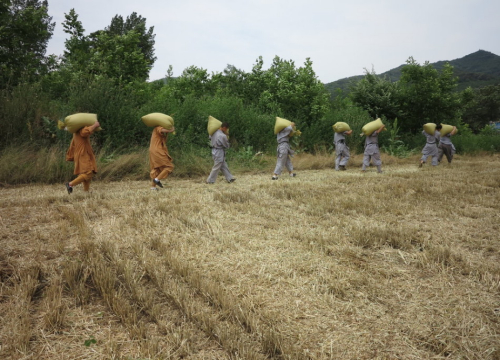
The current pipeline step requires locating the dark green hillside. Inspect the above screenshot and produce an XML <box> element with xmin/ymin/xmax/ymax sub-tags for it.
<box><xmin>325</xmin><ymin>50</ymin><xmax>500</xmax><ymax>96</ymax></box>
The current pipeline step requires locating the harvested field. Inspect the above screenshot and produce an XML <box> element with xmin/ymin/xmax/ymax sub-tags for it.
<box><xmin>1</xmin><ymin>154</ymin><xmax>499</xmax><ymax>359</ymax></box>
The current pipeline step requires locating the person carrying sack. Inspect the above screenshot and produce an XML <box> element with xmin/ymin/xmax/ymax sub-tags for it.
<box><xmin>206</xmin><ymin>122</ymin><xmax>235</xmax><ymax>184</ymax></box>
<box><xmin>149</xmin><ymin>125</ymin><xmax>175</xmax><ymax>190</ymax></box>
<box><xmin>65</xmin><ymin>121</ymin><xmax>100</xmax><ymax>194</ymax></box>
<box><xmin>334</xmin><ymin>128</ymin><xmax>352</xmax><ymax>170</ymax></box>
<box><xmin>420</xmin><ymin>124</ymin><xmax>442</xmax><ymax>167</ymax></box>
<box><xmin>272</xmin><ymin>123</ymin><xmax>296</xmax><ymax>180</ymax></box>
<box><xmin>438</xmin><ymin>126</ymin><xmax>457</xmax><ymax>164</ymax></box>
<box><xmin>361</xmin><ymin>124</ymin><xmax>385</xmax><ymax>173</ymax></box>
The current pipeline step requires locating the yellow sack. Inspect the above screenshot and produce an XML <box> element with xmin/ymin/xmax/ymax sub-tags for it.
<box><xmin>423</xmin><ymin>123</ymin><xmax>436</xmax><ymax>135</ymax></box>
<box><xmin>332</xmin><ymin>122</ymin><xmax>351</xmax><ymax>133</ymax></box>
<box><xmin>58</xmin><ymin>113</ymin><xmax>102</xmax><ymax>134</ymax></box>
<box><xmin>142</xmin><ymin>113</ymin><xmax>174</xmax><ymax>130</ymax></box>
<box><xmin>361</xmin><ymin>118</ymin><xmax>385</xmax><ymax>136</ymax></box>
<box><xmin>440</xmin><ymin>124</ymin><xmax>457</xmax><ymax>136</ymax></box>
<box><xmin>207</xmin><ymin>115</ymin><xmax>222</xmax><ymax>136</ymax></box>
<box><xmin>274</xmin><ymin>117</ymin><xmax>293</xmax><ymax>135</ymax></box>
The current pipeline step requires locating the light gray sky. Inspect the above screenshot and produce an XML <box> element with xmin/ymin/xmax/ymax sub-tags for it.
<box><xmin>46</xmin><ymin>0</ymin><xmax>500</xmax><ymax>84</ymax></box>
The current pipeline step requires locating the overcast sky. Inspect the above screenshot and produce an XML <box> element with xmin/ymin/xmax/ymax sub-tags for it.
<box><xmin>45</xmin><ymin>0</ymin><xmax>500</xmax><ymax>84</ymax></box>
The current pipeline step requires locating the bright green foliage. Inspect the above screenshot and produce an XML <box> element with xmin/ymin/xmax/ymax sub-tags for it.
<box><xmin>398</xmin><ymin>58</ymin><xmax>462</xmax><ymax>133</ymax></box>
<box><xmin>381</xmin><ymin>118</ymin><xmax>414</xmax><ymax>158</ymax></box>
<box><xmin>0</xmin><ymin>0</ymin><xmax>55</xmax><ymax>88</ymax></box>
<box><xmin>164</xmin><ymin>56</ymin><xmax>331</xmax><ymax>133</ymax></box>
<box><xmin>349</xmin><ymin>68</ymin><xmax>404</xmax><ymax>122</ymax></box>
<box><xmin>250</xmin><ymin>57</ymin><xmax>331</xmax><ymax>127</ymax></box>
<box><xmin>88</xmin><ymin>30</ymin><xmax>151</xmax><ymax>82</ymax></box>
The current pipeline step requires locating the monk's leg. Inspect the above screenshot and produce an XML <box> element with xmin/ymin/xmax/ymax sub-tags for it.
<box><xmin>69</xmin><ymin>172</ymin><xmax>93</xmax><ymax>191</ymax></box>
<box><xmin>157</xmin><ymin>162</ymin><xmax>174</xmax><ymax>180</ymax></box>
<box><xmin>150</xmin><ymin>168</ymin><xmax>160</xmax><ymax>187</ymax></box>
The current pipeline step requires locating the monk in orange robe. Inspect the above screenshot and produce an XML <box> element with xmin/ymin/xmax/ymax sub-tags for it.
<box><xmin>64</xmin><ymin>121</ymin><xmax>100</xmax><ymax>194</ymax></box>
<box><xmin>149</xmin><ymin>125</ymin><xmax>175</xmax><ymax>189</ymax></box>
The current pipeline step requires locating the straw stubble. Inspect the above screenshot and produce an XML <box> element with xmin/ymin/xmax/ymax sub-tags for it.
<box><xmin>0</xmin><ymin>154</ymin><xmax>499</xmax><ymax>359</ymax></box>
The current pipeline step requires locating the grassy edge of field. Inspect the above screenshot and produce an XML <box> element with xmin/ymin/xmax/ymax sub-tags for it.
<box><xmin>0</xmin><ymin>143</ymin><xmax>499</xmax><ymax>186</ymax></box>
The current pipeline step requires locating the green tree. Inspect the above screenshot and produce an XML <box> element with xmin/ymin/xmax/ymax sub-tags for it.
<box><xmin>211</xmin><ymin>64</ymin><xmax>246</xmax><ymax>97</ymax></box>
<box><xmin>169</xmin><ymin>65</ymin><xmax>217</xmax><ymax>101</ymax></box>
<box><xmin>88</xmin><ymin>30</ymin><xmax>151</xmax><ymax>82</ymax></box>
<box><xmin>461</xmin><ymin>84</ymin><xmax>500</xmax><ymax>132</ymax></box>
<box><xmin>349</xmin><ymin>68</ymin><xmax>404</xmax><ymax>121</ymax></box>
<box><xmin>0</xmin><ymin>0</ymin><xmax>55</xmax><ymax>87</ymax></box>
<box><xmin>104</xmin><ymin>12</ymin><xmax>156</xmax><ymax>72</ymax></box>
<box><xmin>398</xmin><ymin>57</ymin><xmax>462</xmax><ymax>132</ymax></box>
<box><xmin>60</xmin><ymin>9</ymin><xmax>154</xmax><ymax>82</ymax></box>
<box><xmin>61</xmin><ymin>8</ymin><xmax>90</xmax><ymax>72</ymax></box>
<box><xmin>248</xmin><ymin>56</ymin><xmax>330</xmax><ymax>125</ymax></box>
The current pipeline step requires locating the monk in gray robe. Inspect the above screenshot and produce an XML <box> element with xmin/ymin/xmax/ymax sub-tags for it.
<box><xmin>272</xmin><ymin>124</ymin><xmax>296</xmax><ymax>180</ymax></box>
<box><xmin>420</xmin><ymin>124</ymin><xmax>442</xmax><ymax>167</ymax></box>
<box><xmin>438</xmin><ymin>126</ymin><xmax>456</xmax><ymax>164</ymax></box>
<box><xmin>361</xmin><ymin>124</ymin><xmax>385</xmax><ymax>173</ymax></box>
<box><xmin>206</xmin><ymin>122</ymin><xmax>235</xmax><ymax>184</ymax></box>
<box><xmin>334</xmin><ymin>129</ymin><xmax>352</xmax><ymax>170</ymax></box>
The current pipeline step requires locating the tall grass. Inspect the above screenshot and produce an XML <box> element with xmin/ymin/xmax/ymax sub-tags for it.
<box><xmin>0</xmin><ymin>145</ymin><xmax>73</xmax><ymax>184</ymax></box>
<box><xmin>2</xmin><ymin>135</ymin><xmax>500</xmax><ymax>185</ymax></box>
<box><xmin>0</xmin><ymin>144</ymin><xmax>273</xmax><ymax>184</ymax></box>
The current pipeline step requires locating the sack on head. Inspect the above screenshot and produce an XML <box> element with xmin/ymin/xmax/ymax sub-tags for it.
<box><xmin>274</xmin><ymin>117</ymin><xmax>293</xmax><ymax>135</ymax></box>
<box><xmin>59</xmin><ymin>113</ymin><xmax>102</xmax><ymax>133</ymax></box>
<box><xmin>332</xmin><ymin>122</ymin><xmax>351</xmax><ymax>133</ymax></box>
<box><xmin>142</xmin><ymin>113</ymin><xmax>174</xmax><ymax>130</ymax></box>
<box><xmin>439</xmin><ymin>124</ymin><xmax>457</xmax><ymax>136</ymax></box>
<box><xmin>423</xmin><ymin>123</ymin><xmax>437</xmax><ymax>135</ymax></box>
<box><xmin>207</xmin><ymin>116</ymin><xmax>222</xmax><ymax>136</ymax></box>
<box><xmin>361</xmin><ymin>118</ymin><xmax>385</xmax><ymax>136</ymax></box>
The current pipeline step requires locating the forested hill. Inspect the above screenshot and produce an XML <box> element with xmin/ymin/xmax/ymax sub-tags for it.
<box><xmin>325</xmin><ymin>50</ymin><xmax>500</xmax><ymax>96</ymax></box>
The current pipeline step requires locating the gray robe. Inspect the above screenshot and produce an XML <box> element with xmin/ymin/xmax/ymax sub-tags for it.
<box><xmin>421</xmin><ymin>130</ymin><xmax>440</xmax><ymax>165</ymax></box>
<box><xmin>273</xmin><ymin>125</ymin><xmax>294</xmax><ymax>175</ymax></box>
<box><xmin>334</xmin><ymin>131</ymin><xmax>350</xmax><ymax>169</ymax></box>
<box><xmin>206</xmin><ymin>129</ymin><xmax>234</xmax><ymax>183</ymax></box>
<box><xmin>362</xmin><ymin>131</ymin><xmax>382</xmax><ymax>171</ymax></box>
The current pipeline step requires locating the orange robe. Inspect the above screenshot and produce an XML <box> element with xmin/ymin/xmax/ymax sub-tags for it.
<box><xmin>149</xmin><ymin>126</ymin><xmax>174</xmax><ymax>180</ymax></box>
<box><xmin>66</xmin><ymin>126</ymin><xmax>97</xmax><ymax>175</ymax></box>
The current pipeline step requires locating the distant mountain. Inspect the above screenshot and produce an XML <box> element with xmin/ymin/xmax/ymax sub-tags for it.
<box><xmin>325</xmin><ymin>50</ymin><xmax>500</xmax><ymax>97</ymax></box>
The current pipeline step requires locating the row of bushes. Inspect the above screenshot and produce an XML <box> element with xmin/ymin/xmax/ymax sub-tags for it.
<box><xmin>1</xmin><ymin>75</ymin><xmax>499</xmax><ymax>186</ymax></box>
<box><xmin>0</xmin><ymin>75</ymin><xmax>374</xmax><ymax>152</ymax></box>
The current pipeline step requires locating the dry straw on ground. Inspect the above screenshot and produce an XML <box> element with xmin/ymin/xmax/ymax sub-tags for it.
<box><xmin>0</xmin><ymin>154</ymin><xmax>499</xmax><ymax>359</ymax></box>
